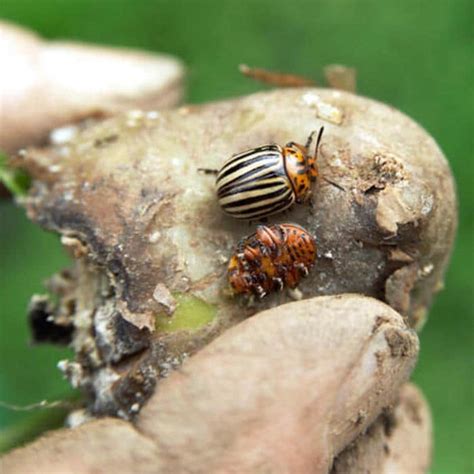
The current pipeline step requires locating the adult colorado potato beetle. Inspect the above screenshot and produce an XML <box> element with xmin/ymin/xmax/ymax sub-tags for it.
<box><xmin>227</xmin><ymin>223</ymin><xmax>316</xmax><ymax>298</ymax></box>
<box><xmin>200</xmin><ymin>127</ymin><xmax>324</xmax><ymax>220</ymax></box>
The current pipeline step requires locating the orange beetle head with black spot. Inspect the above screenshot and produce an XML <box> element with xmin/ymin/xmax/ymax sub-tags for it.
<box><xmin>282</xmin><ymin>127</ymin><xmax>324</xmax><ymax>203</ymax></box>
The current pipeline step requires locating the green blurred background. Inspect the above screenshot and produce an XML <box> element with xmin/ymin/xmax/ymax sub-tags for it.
<box><xmin>0</xmin><ymin>0</ymin><xmax>472</xmax><ymax>471</ymax></box>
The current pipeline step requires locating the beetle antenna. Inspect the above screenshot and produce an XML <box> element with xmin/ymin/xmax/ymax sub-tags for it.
<box><xmin>315</xmin><ymin>127</ymin><xmax>324</xmax><ymax>156</ymax></box>
<box><xmin>305</xmin><ymin>130</ymin><xmax>316</xmax><ymax>149</ymax></box>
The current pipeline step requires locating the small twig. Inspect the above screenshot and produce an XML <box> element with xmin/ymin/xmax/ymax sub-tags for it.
<box><xmin>239</xmin><ymin>64</ymin><xmax>316</xmax><ymax>87</ymax></box>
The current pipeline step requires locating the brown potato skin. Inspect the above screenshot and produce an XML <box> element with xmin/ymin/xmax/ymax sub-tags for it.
<box><xmin>14</xmin><ymin>88</ymin><xmax>456</xmax><ymax>418</ymax></box>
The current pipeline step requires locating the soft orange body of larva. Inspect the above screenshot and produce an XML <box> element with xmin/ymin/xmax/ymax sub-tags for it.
<box><xmin>227</xmin><ymin>223</ymin><xmax>316</xmax><ymax>298</ymax></box>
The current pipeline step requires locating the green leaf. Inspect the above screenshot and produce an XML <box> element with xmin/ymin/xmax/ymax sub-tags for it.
<box><xmin>0</xmin><ymin>405</ymin><xmax>68</xmax><ymax>454</ymax></box>
<box><xmin>0</xmin><ymin>152</ymin><xmax>31</xmax><ymax>196</ymax></box>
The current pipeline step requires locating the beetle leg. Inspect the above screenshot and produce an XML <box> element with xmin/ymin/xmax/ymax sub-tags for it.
<box><xmin>197</xmin><ymin>167</ymin><xmax>218</xmax><ymax>175</ymax></box>
<box><xmin>272</xmin><ymin>277</ymin><xmax>284</xmax><ymax>291</ymax></box>
<box><xmin>237</xmin><ymin>252</ymin><xmax>251</xmax><ymax>271</ymax></box>
<box><xmin>257</xmin><ymin>242</ymin><xmax>269</xmax><ymax>256</ymax></box>
<box><xmin>295</xmin><ymin>263</ymin><xmax>309</xmax><ymax>276</ymax></box>
<box><xmin>254</xmin><ymin>285</ymin><xmax>266</xmax><ymax>299</ymax></box>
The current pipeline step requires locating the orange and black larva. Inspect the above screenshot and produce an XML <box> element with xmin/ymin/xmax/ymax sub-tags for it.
<box><xmin>200</xmin><ymin>127</ymin><xmax>324</xmax><ymax>220</ymax></box>
<box><xmin>227</xmin><ymin>223</ymin><xmax>317</xmax><ymax>298</ymax></box>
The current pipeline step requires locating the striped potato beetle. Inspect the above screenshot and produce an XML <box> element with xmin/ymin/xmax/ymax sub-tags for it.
<box><xmin>199</xmin><ymin>127</ymin><xmax>324</xmax><ymax>220</ymax></box>
<box><xmin>227</xmin><ymin>223</ymin><xmax>316</xmax><ymax>298</ymax></box>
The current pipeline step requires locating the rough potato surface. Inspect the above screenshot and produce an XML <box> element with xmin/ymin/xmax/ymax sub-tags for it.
<box><xmin>14</xmin><ymin>89</ymin><xmax>456</xmax><ymax>417</ymax></box>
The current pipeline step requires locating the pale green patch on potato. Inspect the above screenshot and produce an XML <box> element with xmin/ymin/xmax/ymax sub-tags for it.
<box><xmin>156</xmin><ymin>293</ymin><xmax>217</xmax><ymax>332</ymax></box>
